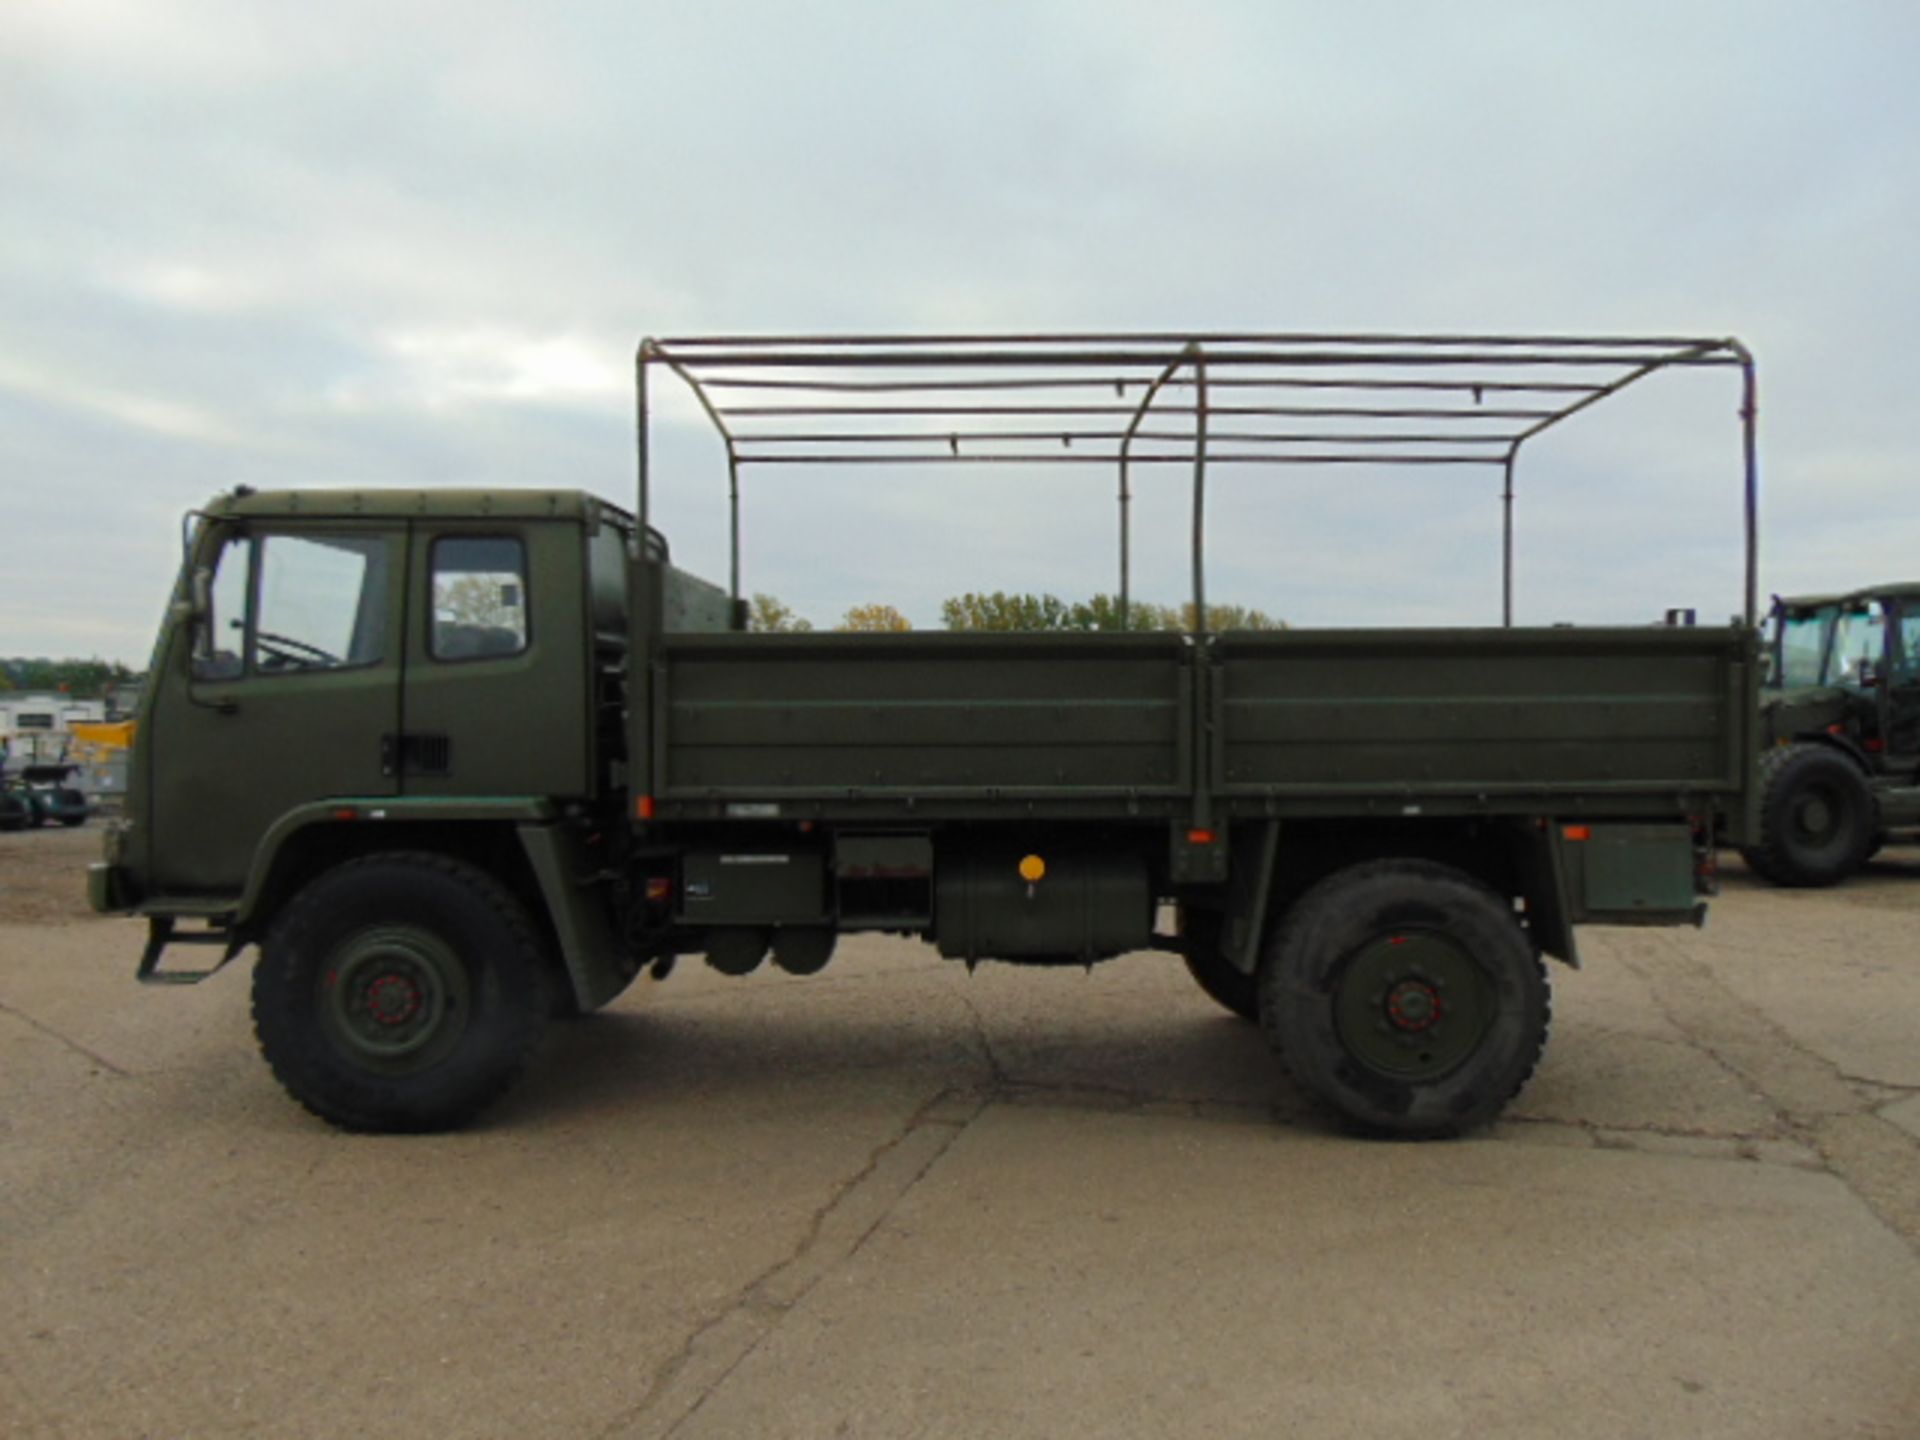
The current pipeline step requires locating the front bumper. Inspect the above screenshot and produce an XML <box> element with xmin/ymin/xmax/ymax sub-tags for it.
<box><xmin>88</xmin><ymin>862</ymin><xmax>137</xmax><ymax>914</ymax></box>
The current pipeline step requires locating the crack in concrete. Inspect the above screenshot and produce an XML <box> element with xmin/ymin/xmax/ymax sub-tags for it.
<box><xmin>0</xmin><ymin>999</ymin><xmax>130</xmax><ymax>1078</ymax></box>
<box><xmin>595</xmin><ymin>937</ymin><xmax>1917</xmax><ymax>1435</ymax></box>
<box><xmin>1508</xmin><ymin>1112</ymin><xmax>1776</xmax><ymax>1144</ymax></box>
<box><xmin>1619</xmin><ymin>934</ymin><xmax>1920</xmax><ymax>1250</ymax></box>
<box><xmin>954</xmin><ymin>988</ymin><xmax>1009</xmax><ymax>1089</ymax></box>
<box><xmin>1500</xmin><ymin>1113</ymin><xmax>1826</xmax><ymax>1169</ymax></box>
<box><xmin>603</xmin><ymin>1084</ymin><xmax>987</xmax><ymax>1440</ymax></box>
<box><xmin>1841</xmin><ymin>1072</ymin><xmax>1920</xmax><ymax>1096</ymax></box>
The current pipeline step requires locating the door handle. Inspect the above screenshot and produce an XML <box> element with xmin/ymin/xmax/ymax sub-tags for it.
<box><xmin>381</xmin><ymin>733</ymin><xmax>452</xmax><ymax>778</ymax></box>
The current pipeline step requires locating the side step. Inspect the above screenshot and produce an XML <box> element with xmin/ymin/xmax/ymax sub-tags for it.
<box><xmin>137</xmin><ymin>916</ymin><xmax>243</xmax><ymax>986</ymax></box>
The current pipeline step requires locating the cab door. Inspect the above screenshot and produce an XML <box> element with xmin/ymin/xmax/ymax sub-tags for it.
<box><xmin>145</xmin><ymin>522</ymin><xmax>405</xmax><ymax>895</ymax></box>
<box><xmin>1886</xmin><ymin>600</ymin><xmax>1920</xmax><ymax>764</ymax></box>
<box><xmin>398</xmin><ymin>520</ymin><xmax>591</xmax><ymax>800</ymax></box>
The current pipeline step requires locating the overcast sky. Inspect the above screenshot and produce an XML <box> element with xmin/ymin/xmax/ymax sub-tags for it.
<box><xmin>3</xmin><ymin>1</ymin><xmax>1916</xmax><ymax>663</ymax></box>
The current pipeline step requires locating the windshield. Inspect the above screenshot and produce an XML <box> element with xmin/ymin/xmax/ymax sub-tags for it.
<box><xmin>1773</xmin><ymin>605</ymin><xmax>1838</xmax><ymax>689</ymax></box>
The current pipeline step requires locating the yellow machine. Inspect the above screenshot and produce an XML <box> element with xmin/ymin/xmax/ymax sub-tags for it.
<box><xmin>65</xmin><ymin>720</ymin><xmax>135</xmax><ymax>796</ymax></box>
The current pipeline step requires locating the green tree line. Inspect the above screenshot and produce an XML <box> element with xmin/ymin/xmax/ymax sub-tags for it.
<box><xmin>747</xmin><ymin>592</ymin><xmax>1285</xmax><ymax>634</ymax></box>
<box><xmin>0</xmin><ymin>658</ymin><xmax>139</xmax><ymax>697</ymax></box>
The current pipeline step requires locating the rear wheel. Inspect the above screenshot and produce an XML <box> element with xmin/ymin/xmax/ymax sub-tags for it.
<box><xmin>252</xmin><ymin>852</ymin><xmax>551</xmax><ymax>1132</ymax></box>
<box><xmin>1738</xmin><ymin>743</ymin><xmax>1874</xmax><ymax>887</ymax></box>
<box><xmin>1259</xmin><ymin>860</ymin><xmax>1549</xmax><ymax>1138</ymax></box>
<box><xmin>1180</xmin><ymin>908</ymin><xmax>1259</xmax><ymax>1022</ymax></box>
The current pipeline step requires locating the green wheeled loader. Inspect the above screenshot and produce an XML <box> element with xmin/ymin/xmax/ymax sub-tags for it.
<box><xmin>1738</xmin><ymin>584</ymin><xmax>1920</xmax><ymax>886</ymax></box>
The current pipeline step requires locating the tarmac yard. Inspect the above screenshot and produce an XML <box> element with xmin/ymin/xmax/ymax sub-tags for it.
<box><xmin>3</xmin><ymin>823</ymin><xmax>1917</xmax><ymax>1439</ymax></box>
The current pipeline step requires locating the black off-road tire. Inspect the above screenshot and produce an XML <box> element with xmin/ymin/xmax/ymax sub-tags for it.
<box><xmin>252</xmin><ymin>852</ymin><xmax>552</xmax><ymax>1133</ymax></box>
<box><xmin>0</xmin><ymin>794</ymin><xmax>28</xmax><ymax>832</ymax></box>
<box><xmin>1180</xmin><ymin>909</ymin><xmax>1259</xmax><ymax>1023</ymax></box>
<box><xmin>1738</xmin><ymin>743</ymin><xmax>1875</xmax><ymax>888</ymax></box>
<box><xmin>1258</xmin><ymin>859</ymin><xmax>1550</xmax><ymax>1139</ymax></box>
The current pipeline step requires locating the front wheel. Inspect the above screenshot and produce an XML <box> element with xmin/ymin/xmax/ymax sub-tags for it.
<box><xmin>252</xmin><ymin>852</ymin><xmax>552</xmax><ymax>1132</ymax></box>
<box><xmin>1259</xmin><ymin>860</ymin><xmax>1549</xmax><ymax>1138</ymax></box>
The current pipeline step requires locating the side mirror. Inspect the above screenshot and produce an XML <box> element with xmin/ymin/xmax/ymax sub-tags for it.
<box><xmin>171</xmin><ymin>567</ymin><xmax>216</xmax><ymax>668</ymax></box>
<box><xmin>169</xmin><ymin>567</ymin><xmax>212</xmax><ymax>626</ymax></box>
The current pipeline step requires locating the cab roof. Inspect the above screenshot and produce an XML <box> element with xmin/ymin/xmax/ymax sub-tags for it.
<box><xmin>1779</xmin><ymin>581</ymin><xmax>1920</xmax><ymax>612</ymax></box>
<box><xmin>203</xmin><ymin>487</ymin><xmax>633</xmax><ymax>527</ymax></box>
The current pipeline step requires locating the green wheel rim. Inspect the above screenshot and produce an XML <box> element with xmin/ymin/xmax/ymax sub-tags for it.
<box><xmin>319</xmin><ymin>925</ymin><xmax>472</xmax><ymax>1074</ymax></box>
<box><xmin>1791</xmin><ymin>785</ymin><xmax>1838</xmax><ymax>845</ymax></box>
<box><xmin>1333</xmin><ymin>929</ymin><xmax>1496</xmax><ymax>1082</ymax></box>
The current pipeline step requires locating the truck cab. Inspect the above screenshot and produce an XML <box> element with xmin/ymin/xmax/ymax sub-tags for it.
<box><xmin>101</xmin><ymin>488</ymin><xmax>633</xmax><ymax>929</ymax></box>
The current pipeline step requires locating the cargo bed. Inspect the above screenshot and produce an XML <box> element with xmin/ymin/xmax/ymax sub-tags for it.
<box><xmin>648</xmin><ymin>622</ymin><xmax>1753</xmax><ymax>825</ymax></box>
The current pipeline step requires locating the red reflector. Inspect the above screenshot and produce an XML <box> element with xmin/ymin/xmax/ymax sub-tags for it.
<box><xmin>1828</xmin><ymin>723</ymin><xmax>1846</xmax><ymax>736</ymax></box>
<box><xmin>332</xmin><ymin>807</ymin><xmax>359</xmax><ymax>822</ymax></box>
<box><xmin>636</xmin><ymin>795</ymin><xmax>656</xmax><ymax>820</ymax></box>
<box><xmin>644</xmin><ymin>876</ymin><xmax>672</xmax><ymax>902</ymax></box>
<box><xmin>1865</xmin><ymin>738</ymin><xmax>1885</xmax><ymax>753</ymax></box>
<box><xmin>1562</xmin><ymin>825</ymin><xmax>1592</xmax><ymax>842</ymax></box>
<box><xmin>1186</xmin><ymin>829</ymin><xmax>1216</xmax><ymax>845</ymax></box>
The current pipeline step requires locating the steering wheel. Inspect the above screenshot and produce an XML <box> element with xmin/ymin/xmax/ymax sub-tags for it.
<box><xmin>255</xmin><ymin>629</ymin><xmax>341</xmax><ymax>668</ymax></box>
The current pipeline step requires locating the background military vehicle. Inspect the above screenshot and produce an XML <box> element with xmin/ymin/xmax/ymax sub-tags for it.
<box><xmin>1</xmin><ymin>764</ymin><xmax>90</xmax><ymax>830</ymax></box>
<box><xmin>1738</xmin><ymin>583</ymin><xmax>1920</xmax><ymax>885</ymax></box>
<box><xmin>93</xmin><ymin>333</ymin><xmax>1761</xmax><ymax>1138</ymax></box>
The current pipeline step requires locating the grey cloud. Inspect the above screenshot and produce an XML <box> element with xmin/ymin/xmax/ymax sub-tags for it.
<box><xmin>2</xmin><ymin>2</ymin><xmax>1917</xmax><ymax>658</ymax></box>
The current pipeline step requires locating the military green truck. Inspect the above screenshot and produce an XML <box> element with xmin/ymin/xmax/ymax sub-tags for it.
<box><xmin>1738</xmin><ymin>584</ymin><xmax>1920</xmax><ymax>885</ymax></box>
<box><xmin>93</xmin><ymin>333</ymin><xmax>1762</xmax><ymax>1138</ymax></box>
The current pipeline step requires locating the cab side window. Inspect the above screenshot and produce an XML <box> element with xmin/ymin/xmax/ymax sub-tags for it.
<box><xmin>1895</xmin><ymin>609</ymin><xmax>1920</xmax><ymax>683</ymax></box>
<box><xmin>432</xmin><ymin>536</ymin><xmax>529</xmax><ymax>660</ymax></box>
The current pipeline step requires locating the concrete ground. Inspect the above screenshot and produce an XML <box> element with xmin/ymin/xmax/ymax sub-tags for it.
<box><xmin>3</xmin><ymin>824</ymin><xmax>1917</xmax><ymax>1439</ymax></box>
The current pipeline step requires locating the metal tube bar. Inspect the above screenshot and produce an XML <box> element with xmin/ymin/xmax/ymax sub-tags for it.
<box><xmin>1501</xmin><ymin>450</ymin><xmax>1517</xmax><ymax>627</ymax></box>
<box><xmin>1738</xmin><ymin>348</ymin><xmax>1760</xmax><ymax>627</ymax></box>
<box><xmin>1192</xmin><ymin>350</ymin><xmax>1210</xmax><ymax>640</ymax></box>
<box><xmin>718</xmin><ymin>403</ymin><xmax>1558</xmax><ymax>421</ymax></box>
<box><xmin>1117</xmin><ymin>343</ymin><xmax>1206</xmax><ymax>629</ymax></box>
<box><xmin>652</xmin><ymin>347</ymin><xmax>1744</xmax><ymax>370</ymax></box>
<box><xmin>655</xmin><ymin>331</ymin><xmax>1738</xmax><ymax>352</ymax></box>
<box><xmin>635</xmin><ymin>345</ymin><xmax>651</xmax><ymax>532</ymax></box>
<box><xmin>646</xmin><ymin>341</ymin><xmax>749</xmax><ymax>601</ymax></box>
<box><xmin>1506</xmin><ymin>340</ymin><xmax>1724</xmax><ymax>453</ymax></box>
<box><xmin>728</xmin><ymin>454</ymin><xmax>742</xmax><ymax>603</ymax></box>
<box><xmin>730</xmin><ymin>430</ymin><xmax>1520</xmax><ymax>448</ymax></box>
<box><xmin>700</xmin><ymin>375</ymin><xmax>1607</xmax><ymax>395</ymax></box>
<box><xmin>730</xmin><ymin>452</ymin><xmax>1508</xmax><ymax>466</ymax></box>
